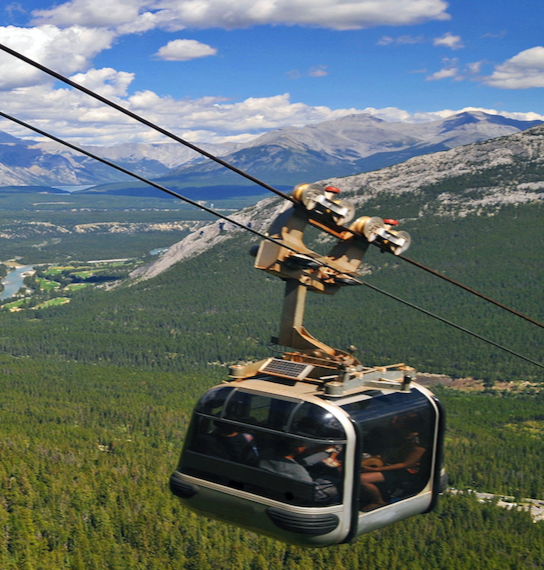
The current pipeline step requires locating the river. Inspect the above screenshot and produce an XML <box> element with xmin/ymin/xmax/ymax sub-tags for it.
<box><xmin>0</xmin><ymin>266</ymin><xmax>34</xmax><ymax>301</ymax></box>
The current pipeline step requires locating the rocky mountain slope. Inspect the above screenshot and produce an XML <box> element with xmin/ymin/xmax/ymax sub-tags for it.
<box><xmin>131</xmin><ymin>123</ymin><xmax>544</xmax><ymax>280</ymax></box>
<box><xmin>161</xmin><ymin>111</ymin><xmax>542</xmax><ymax>188</ymax></box>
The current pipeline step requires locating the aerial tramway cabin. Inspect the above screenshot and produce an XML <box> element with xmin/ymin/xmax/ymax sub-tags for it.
<box><xmin>170</xmin><ymin>184</ymin><xmax>446</xmax><ymax>547</ymax></box>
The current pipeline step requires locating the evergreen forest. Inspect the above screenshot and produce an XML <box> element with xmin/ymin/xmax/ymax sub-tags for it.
<box><xmin>0</xmin><ymin>188</ymin><xmax>543</xmax><ymax>568</ymax></box>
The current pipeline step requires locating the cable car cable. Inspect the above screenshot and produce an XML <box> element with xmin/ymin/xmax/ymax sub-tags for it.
<box><xmin>2</xmin><ymin>42</ymin><xmax>541</xmax><ymax>335</ymax></box>
<box><xmin>2</xmin><ymin>110</ymin><xmax>542</xmax><ymax>371</ymax></box>
<box><xmin>0</xmin><ymin>42</ymin><xmax>294</xmax><ymax>205</ymax></box>
<box><xmin>360</xmin><ymin>279</ymin><xmax>544</xmax><ymax>370</ymax></box>
<box><xmin>396</xmin><ymin>253</ymin><xmax>544</xmax><ymax>330</ymax></box>
<box><xmin>0</xmin><ymin>110</ymin><xmax>290</xmax><ymax>247</ymax></box>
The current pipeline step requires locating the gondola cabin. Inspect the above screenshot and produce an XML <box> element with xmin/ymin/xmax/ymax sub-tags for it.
<box><xmin>170</xmin><ymin>184</ymin><xmax>446</xmax><ymax>546</ymax></box>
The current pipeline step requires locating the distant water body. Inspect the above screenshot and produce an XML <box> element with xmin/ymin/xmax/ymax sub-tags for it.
<box><xmin>0</xmin><ymin>266</ymin><xmax>33</xmax><ymax>301</ymax></box>
<box><xmin>51</xmin><ymin>185</ymin><xmax>95</xmax><ymax>193</ymax></box>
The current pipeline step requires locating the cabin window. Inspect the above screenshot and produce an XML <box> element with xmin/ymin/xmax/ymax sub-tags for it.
<box><xmin>182</xmin><ymin>390</ymin><xmax>347</xmax><ymax>506</ymax></box>
<box><xmin>194</xmin><ymin>385</ymin><xmax>234</xmax><ymax>416</ymax></box>
<box><xmin>223</xmin><ymin>392</ymin><xmax>297</xmax><ymax>431</ymax></box>
<box><xmin>342</xmin><ymin>390</ymin><xmax>435</xmax><ymax>511</ymax></box>
<box><xmin>289</xmin><ymin>402</ymin><xmax>345</xmax><ymax>440</ymax></box>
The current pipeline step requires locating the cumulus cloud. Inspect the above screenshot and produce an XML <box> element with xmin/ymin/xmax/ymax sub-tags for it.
<box><xmin>426</xmin><ymin>58</ymin><xmax>459</xmax><ymax>81</ymax></box>
<box><xmin>32</xmin><ymin>0</ymin><xmax>450</xmax><ymax>31</ymax></box>
<box><xmin>1</xmin><ymin>75</ymin><xmax>542</xmax><ymax>147</ymax></box>
<box><xmin>155</xmin><ymin>39</ymin><xmax>217</xmax><ymax>61</ymax></box>
<box><xmin>0</xmin><ymin>25</ymin><xmax>115</xmax><ymax>90</ymax></box>
<box><xmin>0</xmin><ymin>80</ymin><xmax>366</xmax><ymax>145</ymax></box>
<box><xmin>31</xmin><ymin>0</ymin><xmax>146</xmax><ymax>28</ymax></box>
<box><xmin>433</xmin><ymin>32</ymin><xmax>464</xmax><ymax>50</ymax></box>
<box><xmin>483</xmin><ymin>46</ymin><xmax>544</xmax><ymax>89</ymax></box>
<box><xmin>70</xmin><ymin>68</ymin><xmax>135</xmax><ymax>97</ymax></box>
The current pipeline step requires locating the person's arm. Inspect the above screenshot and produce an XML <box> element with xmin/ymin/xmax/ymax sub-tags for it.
<box><xmin>363</xmin><ymin>446</ymin><xmax>425</xmax><ymax>472</ymax></box>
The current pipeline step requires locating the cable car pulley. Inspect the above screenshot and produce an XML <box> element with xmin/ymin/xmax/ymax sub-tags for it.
<box><xmin>170</xmin><ymin>182</ymin><xmax>446</xmax><ymax>547</ymax></box>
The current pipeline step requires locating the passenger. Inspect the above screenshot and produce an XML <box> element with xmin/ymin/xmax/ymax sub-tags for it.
<box><xmin>260</xmin><ymin>439</ymin><xmax>340</xmax><ymax>503</ymax></box>
<box><xmin>360</xmin><ymin>413</ymin><xmax>426</xmax><ymax>511</ymax></box>
<box><xmin>197</xmin><ymin>420</ymin><xmax>259</xmax><ymax>465</ymax></box>
<box><xmin>259</xmin><ymin>439</ymin><xmax>313</xmax><ymax>482</ymax></box>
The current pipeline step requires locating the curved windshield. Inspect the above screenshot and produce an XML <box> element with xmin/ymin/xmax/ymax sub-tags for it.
<box><xmin>181</xmin><ymin>388</ymin><xmax>347</xmax><ymax>506</ymax></box>
<box><xmin>341</xmin><ymin>389</ymin><xmax>435</xmax><ymax>512</ymax></box>
<box><xmin>290</xmin><ymin>402</ymin><xmax>345</xmax><ymax>440</ymax></box>
<box><xmin>194</xmin><ymin>386</ymin><xmax>234</xmax><ymax>416</ymax></box>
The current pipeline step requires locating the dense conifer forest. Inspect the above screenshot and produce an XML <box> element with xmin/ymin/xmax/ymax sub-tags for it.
<box><xmin>1</xmin><ymin>203</ymin><xmax>542</xmax><ymax>382</ymax></box>
<box><xmin>0</xmin><ymin>356</ymin><xmax>543</xmax><ymax>569</ymax></box>
<box><xmin>0</xmin><ymin>192</ymin><xmax>543</xmax><ymax>567</ymax></box>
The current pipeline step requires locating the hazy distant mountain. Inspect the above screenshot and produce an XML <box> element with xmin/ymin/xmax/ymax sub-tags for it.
<box><xmin>132</xmin><ymin>122</ymin><xmax>544</xmax><ymax>280</ymax></box>
<box><xmin>0</xmin><ymin>135</ymin><xmax>235</xmax><ymax>187</ymax></box>
<box><xmin>0</xmin><ymin>111</ymin><xmax>540</xmax><ymax>192</ymax></box>
<box><xmin>157</xmin><ymin>111</ymin><xmax>543</xmax><ymax>188</ymax></box>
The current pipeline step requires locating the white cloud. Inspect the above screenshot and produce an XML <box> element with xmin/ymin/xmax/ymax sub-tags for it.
<box><xmin>0</xmin><ymin>25</ymin><xmax>115</xmax><ymax>90</ymax></box>
<box><xmin>467</xmin><ymin>61</ymin><xmax>483</xmax><ymax>74</ymax></box>
<box><xmin>32</xmin><ymin>0</ymin><xmax>450</xmax><ymax>31</ymax></box>
<box><xmin>433</xmin><ymin>32</ymin><xmax>464</xmax><ymax>50</ymax></box>
<box><xmin>1</xmin><ymin>78</ymin><xmax>542</xmax><ymax>147</ymax></box>
<box><xmin>426</xmin><ymin>59</ymin><xmax>459</xmax><ymax>81</ymax></box>
<box><xmin>155</xmin><ymin>39</ymin><xmax>217</xmax><ymax>61</ymax></box>
<box><xmin>427</xmin><ymin>67</ymin><xmax>458</xmax><ymax>80</ymax></box>
<box><xmin>0</xmin><ymin>81</ymin><xmax>367</xmax><ymax>145</ymax></box>
<box><xmin>361</xmin><ymin>106</ymin><xmax>413</xmax><ymax>122</ymax></box>
<box><xmin>31</xmin><ymin>0</ymin><xmax>146</xmax><ymax>28</ymax></box>
<box><xmin>483</xmin><ymin>46</ymin><xmax>544</xmax><ymax>89</ymax></box>
<box><xmin>70</xmin><ymin>68</ymin><xmax>135</xmax><ymax>97</ymax></box>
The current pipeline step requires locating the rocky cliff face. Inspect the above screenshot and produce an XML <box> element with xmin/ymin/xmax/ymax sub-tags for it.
<box><xmin>322</xmin><ymin>123</ymin><xmax>544</xmax><ymax>215</ymax></box>
<box><xmin>130</xmin><ymin>124</ymin><xmax>544</xmax><ymax>281</ymax></box>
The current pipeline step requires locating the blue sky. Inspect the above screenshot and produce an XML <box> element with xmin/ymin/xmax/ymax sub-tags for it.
<box><xmin>0</xmin><ymin>0</ymin><xmax>543</xmax><ymax>146</ymax></box>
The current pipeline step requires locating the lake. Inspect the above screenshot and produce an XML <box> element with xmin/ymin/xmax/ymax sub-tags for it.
<box><xmin>0</xmin><ymin>266</ymin><xmax>34</xmax><ymax>301</ymax></box>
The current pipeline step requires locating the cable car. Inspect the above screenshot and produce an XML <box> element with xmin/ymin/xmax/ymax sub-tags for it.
<box><xmin>170</xmin><ymin>184</ymin><xmax>446</xmax><ymax>547</ymax></box>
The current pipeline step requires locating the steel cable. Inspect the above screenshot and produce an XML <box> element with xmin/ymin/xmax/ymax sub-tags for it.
<box><xmin>1</xmin><ymin>110</ymin><xmax>542</xmax><ymax>370</ymax></box>
<box><xmin>1</xmin><ymin>42</ymin><xmax>542</xmax><ymax>332</ymax></box>
<box><xmin>0</xmin><ymin>43</ymin><xmax>294</xmax><ymax>205</ymax></box>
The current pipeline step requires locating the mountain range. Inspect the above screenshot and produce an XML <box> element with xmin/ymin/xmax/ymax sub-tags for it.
<box><xmin>158</xmin><ymin>111</ymin><xmax>542</xmax><ymax>190</ymax></box>
<box><xmin>0</xmin><ymin>134</ymin><xmax>232</xmax><ymax>187</ymax></box>
<box><xmin>131</xmin><ymin>121</ymin><xmax>544</xmax><ymax>281</ymax></box>
<box><xmin>0</xmin><ymin>111</ymin><xmax>541</xmax><ymax>195</ymax></box>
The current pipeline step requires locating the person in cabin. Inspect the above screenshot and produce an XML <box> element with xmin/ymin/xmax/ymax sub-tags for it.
<box><xmin>360</xmin><ymin>413</ymin><xmax>426</xmax><ymax>511</ymax></box>
<box><xmin>197</xmin><ymin>420</ymin><xmax>259</xmax><ymax>465</ymax></box>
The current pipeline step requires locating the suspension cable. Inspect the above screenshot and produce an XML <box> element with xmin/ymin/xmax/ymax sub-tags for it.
<box><xmin>0</xmin><ymin>42</ymin><xmax>293</xmax><ymax>204</ymax></box>
<box><xmin>361</xmin><ymin>280</ymin><xmax>544</xmax><ymax>370</ymax></box>
<box><xmin>0</xmin><ymin>111</ymin><xmax>289</xmax><ymax>248</ymax></box>
<box><xmin>2</xmin><ymin>110</ymin><xmax>542</xmax><ymax>370</ymax></box>
<box><xmin>1</xmin><ymin>41</ymin><xmax>542</xmax><ymax>335</ymax></box>
<box><xmin>397</xmin><ymin>253</ymin><xmax>544</xmax><ymax>330</ymax></box>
